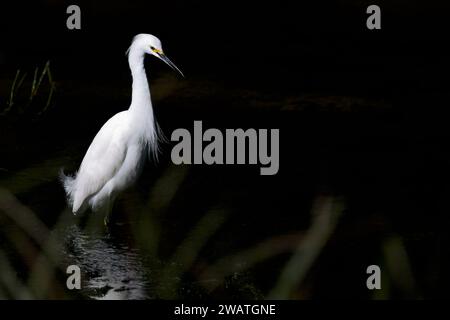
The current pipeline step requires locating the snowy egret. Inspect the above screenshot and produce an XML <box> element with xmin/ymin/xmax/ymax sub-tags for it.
<box><xmin>61</xmin><ymin>34</ymin><xmax>183</xmax><ymax>224</ymax></box>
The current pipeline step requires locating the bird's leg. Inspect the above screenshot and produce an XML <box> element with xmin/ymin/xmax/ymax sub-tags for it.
<box><xmin>103</xmin><ymin>202</ymin><xmax>112</xmax><ymax>226</ymax></box>
<box><xmin>103</xmin><ymin>213</ymin><xmax>110</xmax><ymax>227</ymax></box>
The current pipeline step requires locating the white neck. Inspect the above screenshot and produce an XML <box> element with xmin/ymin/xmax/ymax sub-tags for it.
<box><xmin>127</xmin><ymin>46</ymin><xmax>158</xmax><ymax>154</ymax></box>
<box><xmin>128</xmin><ymin>47</ymin><xmax>153</xmax><ymax>116</ymax></box>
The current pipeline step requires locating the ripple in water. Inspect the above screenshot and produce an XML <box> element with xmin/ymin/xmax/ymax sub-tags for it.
<box><xmin>61</xmin><ymin>225</ymin><xmax>151</xmax><ymax>300</ymax></box>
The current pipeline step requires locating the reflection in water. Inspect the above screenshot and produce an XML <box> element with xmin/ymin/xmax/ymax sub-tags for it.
<box><xmin>61</xmin><ymin>225</ymin><xmax>151</xmax><ymax>300</ymax></box>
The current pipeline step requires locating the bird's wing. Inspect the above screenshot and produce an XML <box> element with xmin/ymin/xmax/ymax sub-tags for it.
<box><xmin>72</xmin><ymin>112</ymin><xmax>129</xmax><ymax>212</ymax></box>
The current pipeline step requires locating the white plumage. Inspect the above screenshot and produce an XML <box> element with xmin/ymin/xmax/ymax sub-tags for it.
<box><xmin>61</xmin><ymin>34</ymin><xmax>183</xmax><ymax>222</ymax></box>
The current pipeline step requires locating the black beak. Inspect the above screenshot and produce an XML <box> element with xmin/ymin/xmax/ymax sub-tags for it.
<box><xmin>157</xmin><ymin>53</ymin><xmax>184</xmax><ymax>78</ymax></box>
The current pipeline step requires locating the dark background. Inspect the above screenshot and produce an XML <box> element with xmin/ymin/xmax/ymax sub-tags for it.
<box><xmin>1</xmin><ymin>0</ymin><xmax>450</xmax><ymax>299</ymax></box>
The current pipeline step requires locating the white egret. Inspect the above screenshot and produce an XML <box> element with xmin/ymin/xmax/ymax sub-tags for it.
<box><xmin>61</xmin><ymin>34</ymin><xmax>183</xmax><ymax>224</ymax></box>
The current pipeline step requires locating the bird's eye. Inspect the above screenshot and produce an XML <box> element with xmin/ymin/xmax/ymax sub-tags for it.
<box><xmin>150</xmin><ymin>46</ymin><xmax>163</xmax><ymax>55</ymax></box>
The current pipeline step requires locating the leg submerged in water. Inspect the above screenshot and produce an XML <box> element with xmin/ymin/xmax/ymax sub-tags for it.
<box><xmin>102</xmin><ymin>195</ymin><xmax>116</xmax><ymax>227</ymax></box>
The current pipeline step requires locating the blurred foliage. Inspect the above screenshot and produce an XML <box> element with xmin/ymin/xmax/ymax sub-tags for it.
<box><xmin>0</xmin><ymin>157</ymin><xmax>347</xmax><ymax>299</ymax></box>
<box><xmin>0</xmin><ymin>156</ymin><xmax>423</xmax><ymax>299</ymax></box>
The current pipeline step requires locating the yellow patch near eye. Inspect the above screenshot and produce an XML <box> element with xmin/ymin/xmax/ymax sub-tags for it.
<box><xmin>152</xmin><ymin>48</ymin><xmax>163</xmax><ymax>54</ymax></box>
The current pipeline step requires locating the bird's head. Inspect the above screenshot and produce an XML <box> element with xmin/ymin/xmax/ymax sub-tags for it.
<box><xmin>129</xmin><ymin>33</ymin><xmax>184</xmax><ymax>77</ymax></box>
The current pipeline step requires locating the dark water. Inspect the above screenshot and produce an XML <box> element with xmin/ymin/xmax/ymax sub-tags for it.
<box><xmin>62</xmin><ymin>225</ymin><xmax>150</xmax><ymax>299</ymax></box>
<box><xmin>2</xmin><ymin>77</ymin><xmax>450</xmax><ymax>300</ymax></box>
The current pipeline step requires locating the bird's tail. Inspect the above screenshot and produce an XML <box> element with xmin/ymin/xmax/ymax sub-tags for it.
<box><xmin>59</xmin><ymin>168</ymin><xmax>76</xmax><ymax>212</ymax></box>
